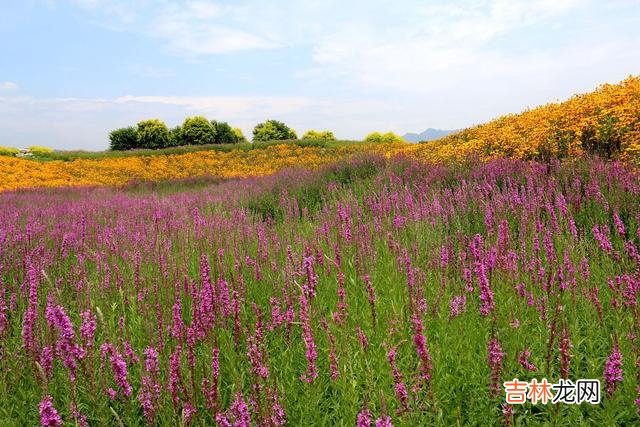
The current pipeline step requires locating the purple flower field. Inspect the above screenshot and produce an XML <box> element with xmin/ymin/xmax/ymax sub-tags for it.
<box><xmin>1</xmin><ymin>154</ymin><xmax>639</xmax><ymax>425</ymax></box>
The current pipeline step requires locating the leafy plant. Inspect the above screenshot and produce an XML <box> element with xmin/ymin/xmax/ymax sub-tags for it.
<box><xmin>364</xmin><ymin>132</ymin><xmax>406</xmax><ymax>144</ymax></box>
<box><xmin>211</xmin><ymin>120</ymin><xmax>238</xmax><ymax>144</ymax></box>
<box><xmin>109</xmin><ymin>127</ymin><xmax>138</xmax><ymax>151</ymax></box>
<box><xmin>302</xmin><ymin>130</ymin><xmax>336</xmax><ymax>140</ymax></box>
<box><xmin>0</xmin><ymin>146</ymin><xmax>19</xmax><ymax>157</ymax></box>
<box><xmin>136</xmin><ymin>119</ymin><xmax>170</xmax><ymax>150</ymax></box>
<box><xmin>28</xmin><ymin>145</ymin><xmax>54</xmax><ymax>157</ymax></box>
<box><xmin>253</xmin><ymin>119</ymin><xmax>297</xmax><ymax>142</ymax></box>
<box><xmin>182</xmin><ymin>116</ymin><xmax>216</xmax><ymax>146</ymax></box>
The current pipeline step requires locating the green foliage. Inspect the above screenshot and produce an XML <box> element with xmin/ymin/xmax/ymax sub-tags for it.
<box><xmin>109</xmin><ymin>127</ymin><xmax>138</xmax><ymax>151</ymax></box>
<box><xmin>252</xmin><ymin>119</ymin><xmax>297</xmax><ymax>142</ymax></box>
<box><xmin>232</xmin><ymin>127</ymin><xmax>248</xmax><ymax>143</ymax></box>
<box><xmin>302</xmin><ymin>130</ymin><xmax>336</xmax><ymax>140</ymax></box>
<box><xmin>245</xmin><ymin>154</ymin><xmax>382</xmax><ymax>222</ymax></box>
<box><xmin>211</xmin><ymin>120</ymin><xmax>238</xmax><ymax>144</ymax></box>
<box><xmin>136</xmin><ymin>119</ymin><xmax>170</xmax><ymax>150</ymax></box>
<box><xmin>364</xmin><ymin>131</ymin><xmax>406</xmax><ymax>144</ymax></box>
<box><xmin>0</xmin><ymin>146</ymin><xmax>19</xmax><ymax>157</ymax></box>
<box><xmin>28</xmin><ymin>145</ymin><xmax>54</xmax><ymax>157</ymax></box>
<box><xmin>168</xmin><ymin>125</ymin><xmax>184</xmax><ymax>147</ymax></box>
<box><xmin>182</xmin><ymin>116</ymin><xmax>216</xmax><ymax>146</ymax></box>
<box><xmin>106</xmin><ymin>117</ymin><xmax>249</xmax><ymax>149</ymax></box>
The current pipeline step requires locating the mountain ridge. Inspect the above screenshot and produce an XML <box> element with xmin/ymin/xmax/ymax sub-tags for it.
<box><xmin>403</xmin><ymin>128</ymin><xmax>456</xmax><ymax>143</ymax></box>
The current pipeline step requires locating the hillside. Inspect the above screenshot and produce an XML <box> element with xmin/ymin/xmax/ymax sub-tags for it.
<box><xmin>417</xmin><ymin>75</ymin><xmax>640</xmax><ymax>162</ymax></box>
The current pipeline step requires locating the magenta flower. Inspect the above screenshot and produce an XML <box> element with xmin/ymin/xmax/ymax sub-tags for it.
<box><xmin>375</xmin><ymin>414</ymin><xmax>393</xmax><ymax>427</ymax></box>
<box><xmin>333</xmin><ymin>271</ymin><xmax>349</xmax><ymax>325</ymax></box>
<box><xmin>0</xmin><ymin>281</ymin><xmax>8</xmax><ymax>338</ymax></box>
<box><xmin>169</xmin><ymin>346</ymin><xmax>183</xmax><ymax>407</ymax></box>
<box><xmin>183</xmin><ymin>402</ymin><xmax>197</xmax><ymax>425</ymax></box>
<box><xmin>321</xmin><ymin>318</ymin><xmax>339</xmax><ymax>380</ymax></box>
<box><xmin>138</xmin><ymin>346</ymin><xmax>161</xmax><ymax>421</ymax></box>
<box><xmin>357</xmin><ymin>407</ymin><xmax>372</xmax><ymax>427</ymax></box>
<box><xmin>229</xmin><ymin>392</ymin><xmax>251</xmax><ymax>427</ymax></box>
<box><xmin>475</xmin><ymin>261</ymin><xmax>495</xmax><ymax>317</ymax></box>
<box><xmin>559</xmin><ymin>327</ymin><xmax>572</xmax><ymax>379</ymax></box>
<box><xmin>487</xmin><ymin>337</ymin><xmax>505</xmax><ymax>397</ymax></box>
<box><xmin>299</xmin><ymin>292</ymin><xmax>318</xmax><ymax>383</ymax></box>
<box><xmin>411</xmin><ymin>314</ymin><xmax>432</xmax><ymax>386</ymax></box>
<box><xmin>79</xmin><ymin>309</ymin><xmax>97</xmax><ymax>348</ymax></box>
<box><xmin>356</xmin><ymin>326</ymin><xmax>369</xmax><ymax>350</ymax></box>
<box><xmin>170</xmin><ymin>297</ymin><xmax>185</xmax><ymax>340</ymax></box>
<box><xmin>604</xmin><ymin>344</ymin><xmax>623</xmax><ymax>396</ymax></box>
<box><xmin>449</xmin><ymin>295</ymin><xmax>467</xmax><ymax>319</ymax></box>
<box><xmin>22</xmin><ymin>263</ymin><xmax>40</xmax><ymax>355</ymax></box>
<box><xmin>39</xmin><ymin>395</ymin><xmax>62</xmax><ymax>427</ymax></box>
<box><xmin>108</xmin><ymin>347</ymin><xmax>132</xmax><ymax>397</ymax></box>
<box><xmin>363</xmin><ymin>275</ymin><xmax>377</xmax><ymax>325</ymax></box>
<box><xmin>246</xmin><ymin>306</ymin><xmax>269</xmax><ymax>379</ymax></box>
<box><xmin>387</xmin><ymin>347</ymin><xmax>410</xmax><ymax>412</ymax></box>
<box><xmin>518</xmin><ymin>348</ymin><xmax>537</xmax><ymax>372</ymax></box>
<box><xmin>613</xmin><ymin>211</ymin><xmax>626</xmax><ymax>236</ymax></box>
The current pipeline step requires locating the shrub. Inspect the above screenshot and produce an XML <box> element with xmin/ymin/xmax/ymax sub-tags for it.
<box><xmin>0</xmin><ymin>146</ymin><xmax>20</xmax><ymax>157</ymax></box>
<box><xmin>253</xmin><ymin>120</ymin><xmax>297</xmax><ymax>142</ymax></box>
<box><xmin>233</xmin><ymin>128</ymin><xmax>248</xmax><ymax>143</ymax></box>
<box><xmin>137</xmin><ymin>119</ymin><xmax>170</xmax><ymax>149</ymax></box>
<box><xmin>302</xmin><ymin>130</ymin><xmax>336</xmax><ymax>140</ymax></box>
<box><xmin>364</xmin><ymin>132</ymin><xmax>406</xmax><ymax>144</ymax></box>
<box><xmin>182</xmin><ymin>116</ymin><xmax>216</xmax><ymax>146</ymax></box>
<box><xmin>169</xmin><ymin>126</ymin><xmax>184</xmax><ymax>147</ymax></box>
<box><xmin>29</xmin><ymin>145</ymin><xmax>54</xmax><ymax>157</ymax></box>
<box><xmin>109</xmin><ymin>127</ymin><xmax>138</xmax><ymax>151</ymax></box>
<box><xmin>211</xmin><ymin>120</ymin><xmax>238</xmax><ymax>144</ymax></box>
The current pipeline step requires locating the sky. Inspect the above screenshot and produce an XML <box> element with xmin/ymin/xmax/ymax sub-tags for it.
<box><xmin>0</xmin><ymin>0</ymin><xmax>639</xmax><ymax>150</ymax></box>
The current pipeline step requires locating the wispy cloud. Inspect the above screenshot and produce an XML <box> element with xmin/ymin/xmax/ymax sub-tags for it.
<box><xmin>0</xmin><ymin>81</ymin><xmax>18</xmax><ymax>91</ymax></box>
<box><xmin>71</xmin><ymin>0</ymin><xmax>278</xmax><ymax>55</ymax></box>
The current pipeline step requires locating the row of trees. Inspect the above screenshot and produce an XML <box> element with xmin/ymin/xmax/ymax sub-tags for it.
<box><xmin>109</xmin><ymin>117</ymin><xmax>404</xmax><ymax>151</ymax></box>
<box><xmin>110</xmin><ymin>118</ymin><xmax>341</xmax><ymax>151</ymax></box>
<box><xmin>109</xmin><ymin>117</ymin><xmax>247</xmax><ymax>151</ymax></box>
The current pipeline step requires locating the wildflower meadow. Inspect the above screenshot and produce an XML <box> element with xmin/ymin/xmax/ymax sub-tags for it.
<box><xmin>1</xmin><ymin>153</ymin><xmax>639</xmax><ymax>425</ymax></box>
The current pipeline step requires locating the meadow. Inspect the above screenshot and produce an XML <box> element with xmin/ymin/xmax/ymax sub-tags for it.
<box><xmin>1</xmin><ymin>153</ymin><xmax>639</xmax><ymax>425</ymax></box>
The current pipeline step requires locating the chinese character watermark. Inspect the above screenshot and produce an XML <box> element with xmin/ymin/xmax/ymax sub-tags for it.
<box><xmin>504</xmin><ymin>379</ymin><xmax>600</xmax><ymax>405</ymax></box>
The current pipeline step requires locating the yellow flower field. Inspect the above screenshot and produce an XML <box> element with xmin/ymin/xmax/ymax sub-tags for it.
<box><xmin>417</xmin><ymin>75</ymin><xmax>640</xmax><ymax>163</ymax></box>
<box><xmin>0</xmin><ymin>143</ymin><xmax>410</xmax><ymax>192</ymax></box>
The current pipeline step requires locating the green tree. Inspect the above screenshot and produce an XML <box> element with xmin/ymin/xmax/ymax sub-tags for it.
<box><xmin>302</xmin><ymin>130</ymin><xmax>336</xmax><ymax>140</ymax></box>
<box><xmin>232</xmin><ymin>127</ymin><xmax>248</xmax><ymax>143</ymax></box>
<box><xmin>136</xmin><ymin>119</ymin><xmax>170</xmax><ymax>149</ymax></box>
<box><xmin>364</xmin><ymin>131</ymin><xmax>406</xmax><ymax>144</ymax></box>
<box><xmin>169</xmin><ymin>125</ymin><xmax>184</xmax><ymax>147</ymax></box>
<box><xmin>182</xmin><ymin>116</ymin><xmax>216</xmax><ymax>146</ymax></box>
<box><xmin>211</xmin><ymin>120</ymin><xmax>238</xmax><ymax>144</ymax></box>
<box><xmin>109</xmin><ymin>126</ymin><xmax>139</xmax><ymax>151</ymax></box>
<box><xmin>252</xmin><ymin>119</ymin><xmax>297</xmax><ymax>142</ymax></box>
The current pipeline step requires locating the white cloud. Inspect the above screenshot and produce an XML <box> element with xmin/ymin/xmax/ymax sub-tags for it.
<box><xmin>0</xmin><ymin>82</ymin><xmax>18</xmax><ymax>91</ymax></box>
<box><xmin>72</xmin><ymin>0</ymin><xmax>277</xmax><ymax>55</ymax></box>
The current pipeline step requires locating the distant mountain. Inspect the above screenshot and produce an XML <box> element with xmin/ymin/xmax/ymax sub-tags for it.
<box><xmin>403</xmin><ymin>128</ymin><xmax>456</xmax><ymax>143</ymax></box>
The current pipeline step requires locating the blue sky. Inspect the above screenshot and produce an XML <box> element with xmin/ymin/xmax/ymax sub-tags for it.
<box><xmin>0</xmin><ymin>0</ymin><xmax>639</xmax><ymax>150</ymax></box>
